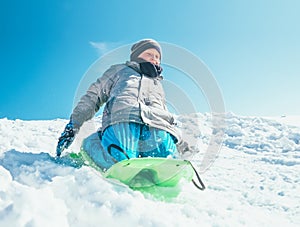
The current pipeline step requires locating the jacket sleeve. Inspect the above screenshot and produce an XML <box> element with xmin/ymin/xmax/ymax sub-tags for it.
<box><xmin>70</xmin><ymin>64</ymin><xmax>122</xmax><ymax>128</ymax></box>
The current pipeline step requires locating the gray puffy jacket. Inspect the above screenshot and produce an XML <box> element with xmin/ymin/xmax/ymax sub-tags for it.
<box><xmin>71</xmin><ymin>61</ymin><xmax>180</xmax><ymax>143</ymax></box>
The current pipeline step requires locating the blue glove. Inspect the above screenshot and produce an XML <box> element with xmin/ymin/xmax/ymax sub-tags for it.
<box><xmin>56</xmin><ymin>122</ymin><xmax>79</xmax><ymax>157</ymax></box>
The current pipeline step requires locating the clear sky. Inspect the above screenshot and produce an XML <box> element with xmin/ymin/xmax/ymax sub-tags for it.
<box><xmin>1</xmin><ymin>0</ymin><xmax>299</xmax><ymax>120</ymax></box>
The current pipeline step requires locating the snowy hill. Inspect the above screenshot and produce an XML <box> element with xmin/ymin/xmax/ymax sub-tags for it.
<box><xmin>0</xmin><ymin>113</ymin><xmax>300</xmax><ymax>227</ymax></box>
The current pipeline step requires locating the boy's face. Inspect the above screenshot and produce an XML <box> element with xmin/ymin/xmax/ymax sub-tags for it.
<box><xmin>138</xmin><ymin>48</ymin><xmax>161</xmax><ymax>66</ymax></box>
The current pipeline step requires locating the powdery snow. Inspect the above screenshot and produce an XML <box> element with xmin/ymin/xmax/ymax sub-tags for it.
<box><xmin>0</xmin><ymin>113</ymin><xmax>299</xmax><ymax>227</ymax></box>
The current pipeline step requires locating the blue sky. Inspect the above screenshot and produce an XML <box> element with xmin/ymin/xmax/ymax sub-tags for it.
<box><xmin>1</xmin><ymin>0</ymin><xmax>299</xmax><ymax>120</ymax></box>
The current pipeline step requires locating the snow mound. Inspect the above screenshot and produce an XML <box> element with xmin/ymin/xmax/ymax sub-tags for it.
<box><xmin>0</xmin><ymin>114</ymin><xmax>299</xmax><ymax>226</ymax></box>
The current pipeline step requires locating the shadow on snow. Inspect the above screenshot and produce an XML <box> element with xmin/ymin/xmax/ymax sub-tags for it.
<box><xmin>0</xmin><ymin>149</ymin><xmax>83</xmax><ymax>185</ymax></box>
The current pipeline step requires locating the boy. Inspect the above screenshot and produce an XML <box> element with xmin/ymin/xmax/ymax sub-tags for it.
<box><xmin>57</xmin><ymin>39</ymin><xmax>180</xmax><ymax>169</ymax></box>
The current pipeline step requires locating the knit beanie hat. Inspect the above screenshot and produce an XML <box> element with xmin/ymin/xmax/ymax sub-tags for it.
<box><xmin>130</xmin><ymin>39</ymin><xmax>162</xmax><ymax>62</ymax></box>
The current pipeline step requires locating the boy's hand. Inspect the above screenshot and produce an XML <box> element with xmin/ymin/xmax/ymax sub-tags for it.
<box><xmin>56</xmin><ymin>122</ymin><xmax>78</xmax><ymax>157</ymax></box>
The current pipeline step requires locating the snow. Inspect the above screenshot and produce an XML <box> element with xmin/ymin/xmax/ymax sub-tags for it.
<box><xmin>0</xmin><ymin>113</ymin><xmax>300</xmax><ymax>227</ymax></box>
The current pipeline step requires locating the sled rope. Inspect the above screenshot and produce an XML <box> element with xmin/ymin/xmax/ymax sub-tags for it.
<box><xmin>107</xmin><ymin>144</ymin><xmax>130</xmax><ymax>160</ymax></box>
<box><xmin>189</xmin><ymin>161</ymin><xmax>206</xmax><ymax>190</ymax></box>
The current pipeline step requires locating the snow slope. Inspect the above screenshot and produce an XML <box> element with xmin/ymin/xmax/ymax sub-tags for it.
<box><xmin>0</xmin><ymin>113</ymin><xmax>299</xmax><ymax>227</ymax></box>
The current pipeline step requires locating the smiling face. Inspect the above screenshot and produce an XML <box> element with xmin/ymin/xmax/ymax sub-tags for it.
<box><xmin>137</xmin><ymin>48</ymin><xmax>161</xmax><ymax>65</ymax></box>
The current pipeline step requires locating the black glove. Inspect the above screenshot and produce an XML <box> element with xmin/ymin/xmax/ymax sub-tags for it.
<box><xmin>56</xmin><ymin>121</ymin><xmax>79</xmax><ymax>157</ymax></box>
